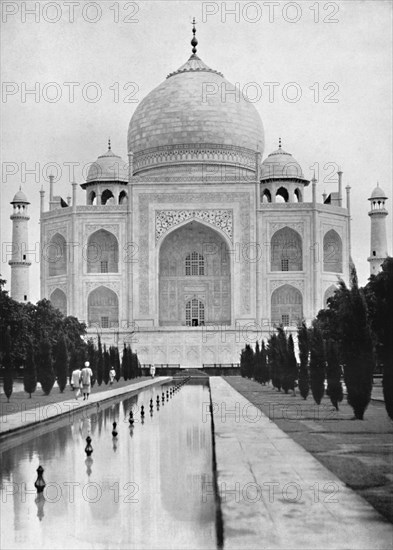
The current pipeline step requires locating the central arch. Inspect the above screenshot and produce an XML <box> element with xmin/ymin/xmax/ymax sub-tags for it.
<box><xmin>159</xmin><ymin>221</ymin><xmax>231</xmax><ymax>326</ymax></box>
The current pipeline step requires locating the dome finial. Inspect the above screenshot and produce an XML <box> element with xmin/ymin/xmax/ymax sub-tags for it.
<box><xmin>191</xmin><ymin>17</ymin><xmax>198</xmax><ymax>55</ymax></box>
<box><xmin>278</xmin><ymin>137</ymin><xmax>281</xmax><ymax>149</ymax></box>
<box><xmin>108</xmin><ymin>138</ymin><xmax>111</xmax><ymax>151</ymax></box>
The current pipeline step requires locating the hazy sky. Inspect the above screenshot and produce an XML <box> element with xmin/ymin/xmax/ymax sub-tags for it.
<box><xmin>1</xmin><ymin>0</ymin><xmax>392</xmax><ymax>302</ymax></box>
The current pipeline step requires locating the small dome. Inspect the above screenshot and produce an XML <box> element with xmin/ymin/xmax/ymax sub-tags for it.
<box><xmin>11</xmin><ymin>188</ymin><xmax>29</xmax><ymax>204</ymax></box>
<box><xmin>370</xmin><ymin>184</ymin><xmax>387</xmax><ymax>200</ymax></box>
<box><xmin>261</xmin><ymin>143</ymin><xmax>308</xmax><ymax>183</ymax></box>
<box><xmin>86</xmin><ymin>144</ymin><xmax>128</xmax><ymax>183</ymax></box>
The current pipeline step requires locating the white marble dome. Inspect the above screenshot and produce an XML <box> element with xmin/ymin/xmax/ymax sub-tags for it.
<box><xmin>86</xmin><ymin>144</ymin><xmax>128</xmax><ymax>183</ymax></box>
<box><xmin>127</xmin><ymin>54</ymin><xmax>264</xmax><ymax>178</ymax></box>
<box><xmin>261</xmin><ymin>144</ymin><xmax>308</xmax><ymax>182</ymax></box>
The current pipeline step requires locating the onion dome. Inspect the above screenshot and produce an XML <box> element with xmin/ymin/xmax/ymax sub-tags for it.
<box><xmin>11</xmin><ymin>188</ymin><xmax>29</xmax><ymax>204</ymax></box>
<box><xmin>85</xmin><ymin>140</ymin><xmax>128</xmax><ymax>184</ymax></box>
<box><xmin>261</xmin><ymin>140</ymin><xmax>309</xmax><ymax>184</ymax></box>
<box><xmin>127</xmin><ymin>21</ymin><xmax>264</xmax><ymax>179</ymax></box>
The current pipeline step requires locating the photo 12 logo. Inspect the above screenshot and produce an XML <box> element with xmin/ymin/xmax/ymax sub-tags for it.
<box><xmin>1</xmin><ymin>2</ymin><xmax>140</xmax><ymax>24</ymax></box>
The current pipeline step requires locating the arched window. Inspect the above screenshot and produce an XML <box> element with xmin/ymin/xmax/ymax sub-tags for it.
<box><xmin>50</xmin><ymin>288</ymin><xmax>67</xmax><ymax>316</ymax></box>
<box><xmin>186</xmin><ymin>298</ymin><xmax>205</xmax><ymax>326</ymax></box>
<box><xmin>88</xmin><ymin>286</ymin><xmax>119</xmax><ymax>328</ymax></box>
<box><xmin>324</xmin><ymin>285</ymin><xmax>338</xmax><ymax>307</ymax></box>
<box><xmin>294</xmin><ymin>188</ymin><xmax>302</xmax><ymax>202</ymax></box>
<box><xmin>119</xmin><ymin>190</ymin><xmax>128</xmax><ymax>204</ymax></box>
<box><xmin>271</xmin><ymin>284</ymin><xmax>303</xmax><ymax>326</ymax></box>
<box><xmin>87</xmin><ymin>229</ymin><xmax>118</xmax><ymax>273</ymax></box>
<box><xmin>48</xmin><ymin>233</ymin><xmax>67</xmax><ymax>277</ymax></box>
<box><xmin>88</xmin><ymin>191</ymin><xmax>97</xmax><ymax>205</ymax></box>
<box><xmin>323</xmin><ymin>229</ymin><xmax>343</xmax><ymax>273</ymax></box>
<box><xmin>185</xmin><ymin>252</ymin><xmax>205</xmax><ymax>276</ymax></box>
<box><xmin>271</xmin><ymin>227</ymin><xmax>302</xmax><ymax>271</ymax></box>
<box><xmin>276</xmin><ymin>187</ymin><xmax>289</xmax><ymax>203</ymax></box>
<box><xmin>262</xmin><ymin>189</ymin><xmax>272</xmax><ymax>203</ymax></box>
<box><xmin>101</xmin><ymin>189</ymin><xmax>114</xmax><ymax>205</ymax></box>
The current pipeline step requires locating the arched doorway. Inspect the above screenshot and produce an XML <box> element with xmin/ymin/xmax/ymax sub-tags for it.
<box><xmin>86</xmin><ymin>229</ymin><xmax>118</xmax><ymax>273</ymax></box>
<box><xmin>159</xmin><ymin>221</ymin><xmax>231</xmax><ymax>326</ymax></box>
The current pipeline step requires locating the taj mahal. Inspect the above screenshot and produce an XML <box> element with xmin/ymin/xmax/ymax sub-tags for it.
<box><xmin>8</xmin><ymin>23</ymin><xmax>389</xmax><ymax>366</ymax></box>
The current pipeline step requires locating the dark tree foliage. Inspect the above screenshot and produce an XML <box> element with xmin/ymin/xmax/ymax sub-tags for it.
<box><xmin>103</xmin><ymin>344</ymin><xmax>110</xmax><ymax>385</ymax></box>
<box><xmin>24</xmin><ymin>338</ymin><xmax>37</xmax><ymax>397</ymax></box>
<box><xmin>309</xmin><ymin>324</ymin><xmax>325</xmax><ymax>405</ymax></box>
<box><xmin>287</xmin><ymin>334</ymin><xmax>298</xmax><ymax>393</ymax></box>
<box><xmin>68</xmin><ymin>349</ymin><xmax>79</xmax><ymax>379</ymax></box>
<box><xmin>0</xmin><ymin>278</ymin><xmax>87</xmax><ymax>381</ymax></box>
<box><xmin>268</xmin><ymin>333</ymin><xmax>281</xmax><ymax>391</ymax></box>
<box><xmin>297</xmin><ymin>322</ymin><xmax>310</xmax><ymax>400</ymax></box>
<box><xmin>54</xmin><ymin>334</ymin><xmax>68</xmax><ymax>393</ymax></box>
<box><xmin>340</xmin><ymin>272</ymin><xmax>374</xmax><ymax>420</ymax></box>
<box><xmin>97</xmin><ymin>336</ymin><xmax>103</xmax><ymax>386</ymax></box>
<box><xmin>253</xmin><ymin>341</ymin><xmax>261</xmax><ymax>382</ymax></box>
<box><xmin>2</xmin><ymin>326</ymin><xmax>13</xmax><ymax>401</ymax></box>
<box><xmin>121</xmin><ymin>343</ymin><xmax>128</xmax><ymax>381</ymax></box>
<box><xmin>277</xmin><ymin>327</ymin><xmax>291</xmax><ymax>394</ymax></box>
<box><xmin>37</xmin><ymin>338</ymin><xmax>55</xmax><ymax>395</ymax></box>
<box><xmin>114</xmin><ymin>346</ymin><xmax>121</xmax><ymax>381</ymax></box>
<box><xmin>240</xmin><ymin>344</ymin><xmax>254</xmax><ymax>379</ymax></box>
<box><xmin>364</xmin><ymin>257</ymin><xmax>393</xmax><ymax>419</ymax></box>
<box><xmin>325</xmin><ymin>339</ymin><xmax>343</xmax><ymax>410</ymax></box>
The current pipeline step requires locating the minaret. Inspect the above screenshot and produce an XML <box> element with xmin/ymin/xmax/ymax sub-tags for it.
<box><xmin>368</xmin><ymin>183</ymin><xmax>389</xmax><ymax>275</ymax></box>
<box><xmin>9</xmin><ymin>188</ymin><xmax>31</xmax><ymax>302</ymax></box>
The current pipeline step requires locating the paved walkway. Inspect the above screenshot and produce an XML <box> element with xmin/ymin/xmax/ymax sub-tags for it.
<box><xmin>0</xmin><ymin>377</ymin><xmax>170</xmax><ymax>436</ymax></box>
<box><xmin>209</xmin><ymin>377</ymin><xmax>393</xmax><ymax>550</ymax></box>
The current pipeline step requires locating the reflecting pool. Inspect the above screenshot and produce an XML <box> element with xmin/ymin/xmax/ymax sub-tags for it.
<box><xmin>1</xmin><ymin>381</ymin><xmax>218</xmax><ymax>549</ymax></box>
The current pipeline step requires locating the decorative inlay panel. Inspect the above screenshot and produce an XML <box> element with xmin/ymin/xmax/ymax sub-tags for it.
<box><xmin>84</xmin><ymin>281</ymin><xmax>120</xmax><ymax>295</ymax></box>
<box><xmin>155</xmin><ymin>209</ymin><xmax>233</xmax><ymax>242</ymax></box>
<box><xmin>270</xmin><ymin>222</ymin><xmax>304</xmax><ymax>237</ymax></box>
<box><xmin>134</xmin><ymin>143</ymin><xmax>255</xmax><ymax>173</ymax></box>
<box><xmin>48</xmin><ymin>283</ymin><xmax>67</xmax><ymax>296</ymax></box>
<box><xmin>85</xmin><ymin>224</ymin><xmax>120</xmax><ymax>239</ymax></box>
<box><xmin>45</xmin><ymin>226</ymin><xmax>67</xmax><ymax>242</ymax></box>
<box><xmin>270</xmin><ymin>280</ymin><xmax>304</xmax><ymax>292</ymax></box>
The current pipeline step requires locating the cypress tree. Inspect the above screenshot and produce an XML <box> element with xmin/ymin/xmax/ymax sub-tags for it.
<box><xmin>287</xmin><ymin>334</ymin><xmax>298</xmax><ymax>393</ymax></box>
<box><xmin>341</xmin><ymin>272</ymin><xmax>374</xmax><ymax>420</ymax></box>
<box><xmin>309</xmin><ymin>324</ymin><xmax>325</xmax><ymax>405</ymax></box>
<box><xmin>325</xmin><ymin>339</ymin><xmax>343</xmax><ymax>410</ymax></box>
<box><xmin>298</xmin><ymin>322</ymin><xmax>310</xmax><ymax>400</ymax></box>
<box><xmin>121</xmin><ymin>343</ymin><xmax>128</xmax><ymax>380</ymax></box>
<box><xmin>103</xmin><ymin>344</ymin><xmax>110</xmax><ymax>384</ymax></box>
<box><xmin>54</xmin><ymin>334</ymin><xmax>68</xmax><ymax>393</ymax></box>
<box><xmin>97</xmin><ymin>336</ymin><xmax>103</xmax><ymax>386</ymax></box>
<box><xmin>254</xmin><ymin>340</ymin><xmax>261</xmax><ymax>382</ymax></box>
<box><xmin>3</xmin><ymin>327</ymin><xmax>13</xmax><ymax>402</ymax></box>
<box><xmin>268</xmin><ymin>333</ymin><xmax>281</xmax><ymax>391</ymax></box>
<box><xmin>277</xmin><ymin>327</ymin><xmax>290</xmax><ymax>393</ymax></box>
<box><xmin>24</xmin><ymin>338</ymin><xmax>37</xmax><ymax>398</ymax></box>
<box><xmin>114</xmin><ymin>347</ymin><xmax>121</xmax><ymax>381</ymax></box>
<box><xmin>38</xmin><ymin>338</ymin><xmax>55</xmax><ymax>395</ymax></box>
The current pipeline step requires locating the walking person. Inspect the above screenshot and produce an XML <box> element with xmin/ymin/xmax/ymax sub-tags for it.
<box><xmin>149</xmin><ymin>365</ymin><xmax>156</xmax><ymax>378</ymax></box>
<box><xmin>109</xmin><ymin>367</ymin><xmax>116</xmax><ymax>385</ymax></box>
<box><xmin>71</xmin><ymin>367</ymin><xmax>82</xmax><ymax>399</ymax></box>
<box><xmin>80</xmin><ymin>361</ymin><xmax>93</xmax><ymax>400</ymax></box>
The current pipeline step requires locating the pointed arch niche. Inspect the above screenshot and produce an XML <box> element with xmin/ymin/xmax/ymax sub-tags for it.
<box><xmin>158</xmin><ymin>221</ymin><xmax>231</xmax><ymax>326</ymax></box>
